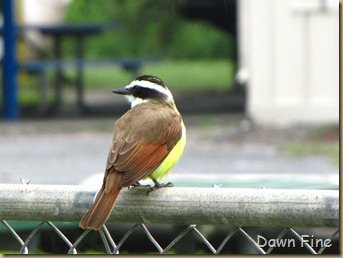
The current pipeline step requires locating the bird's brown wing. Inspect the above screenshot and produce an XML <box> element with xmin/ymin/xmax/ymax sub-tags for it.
<box><xmin>106</xmin><ymin>104</ymin><xmax>182</xmax><ymax>187</ymax></box>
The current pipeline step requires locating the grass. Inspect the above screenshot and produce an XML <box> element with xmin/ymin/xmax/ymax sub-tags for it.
<box><xmin>283</xmin><ymin>142</ymin><xmax>339</xmax><ymax>166</ymax></box>
<box><xmin>142</xmin><ymin>59</ymin><xmax>236</xmax><ymax>92</ymax></box>
<box><xmin>282</xmin><ymin>125</ymin><xmax>339</xmax><ymax>167</ymax></box>
<box><xmin>81</xmin><ymin>59</ymin><xmax>236</xmax><ymax>91</ymax></box>
<box><xmin>18</xmin><ymin>59</ymin><xmax>236</xmax><ymax>105</ymax></box>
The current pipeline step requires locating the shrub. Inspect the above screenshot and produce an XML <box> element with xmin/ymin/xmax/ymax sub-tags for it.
<box><xmin>64</xmin><ymin>0</ymin><xmax>235</xmax><ymax>60</ymax></box>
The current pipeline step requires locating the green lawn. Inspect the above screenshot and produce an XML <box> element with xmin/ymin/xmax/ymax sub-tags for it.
<box><xmin>281</xmin><ymin>125</ymin><xmax>339</xmax><ymax>167</ymax></box>
<box><xmin>82</xmin><ymin>59</ymin><xmax>236</xmax><ymax>91</ymax></box>
<box><xmin>282</xmin><ymin>142</ymin><xmax>339</xmax><ymax>167</ymax></box>
<box><xmin>18</xmin><ymin>59</ymin><xmax>236</xmax><ymax>105</ymax></box>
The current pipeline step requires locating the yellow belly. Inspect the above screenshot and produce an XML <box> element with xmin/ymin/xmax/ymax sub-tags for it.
<box><xmin>149</xmin><ymin>123</ymin><xmax>186</xmax><ymax>180</ymax></box>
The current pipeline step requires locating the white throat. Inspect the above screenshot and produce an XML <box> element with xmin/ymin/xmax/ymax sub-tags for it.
<box><xmin>126</xmin><ymin>95</ymin><xmax>148</xmax><ymax>108</ymax></box>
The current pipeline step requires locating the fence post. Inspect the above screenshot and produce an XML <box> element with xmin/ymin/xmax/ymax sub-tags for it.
<box><xmin>1</xmin><ymin>0</ymin><xmax>19</xmax><ymax>120</ymax></box>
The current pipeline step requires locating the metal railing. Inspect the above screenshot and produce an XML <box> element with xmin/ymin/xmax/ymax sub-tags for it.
<box><xmin>0</xmin><ymin>184</ymin><xmax>339</xmax><ymax>254</ymax></box>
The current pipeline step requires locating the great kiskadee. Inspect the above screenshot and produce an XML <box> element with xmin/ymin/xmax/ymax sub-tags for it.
<box><xmin>79</xmin><ymin>75</ymin><xmax>186</xmax><ymax>230</ymax></box>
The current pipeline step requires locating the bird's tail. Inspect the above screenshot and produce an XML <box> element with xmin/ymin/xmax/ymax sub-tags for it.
<box><xmin>80</xmin><ymin>173</ymin><xmax>122</xmax><ymax>230</ymax></box>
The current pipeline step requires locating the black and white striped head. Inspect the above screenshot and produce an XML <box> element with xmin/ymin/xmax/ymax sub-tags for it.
<box><xmin>112</xmin><ymin>75</ymin><xmax>173</xmax><ymax>107</ymax></box>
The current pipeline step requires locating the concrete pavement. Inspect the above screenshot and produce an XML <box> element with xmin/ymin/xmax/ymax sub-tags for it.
<box><xmin>0</xmin><ymin>113</ymin><xmax>338</xmax><ymax>189</ymax></box>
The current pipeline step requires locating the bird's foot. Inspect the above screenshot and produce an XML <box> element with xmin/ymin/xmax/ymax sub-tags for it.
<box><xmin>128</xmin><ymin>181</ymin><xmax>151</xmax><ymax>189</ymax></box>
<box><xmin>146</xmin><ymin>179</ymin><xmax>173</xmax><ymax>195</ymax></box>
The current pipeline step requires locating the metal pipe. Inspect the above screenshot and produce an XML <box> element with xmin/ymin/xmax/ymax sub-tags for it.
<box><xmin>1</xmin><ymin>0</ymin><xmax>19</xmax><ymax>120</ymax></box>
<box><xmin>0</xmin><ymin>184</ymin><xmax>338</xmax><ymax>227</ymax></box>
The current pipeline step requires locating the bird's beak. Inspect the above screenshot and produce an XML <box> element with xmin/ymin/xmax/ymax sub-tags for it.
<box><xmin>112</xmin><ymin>87</ymin><xmax>130</xmax><ymax>95</ymax></box>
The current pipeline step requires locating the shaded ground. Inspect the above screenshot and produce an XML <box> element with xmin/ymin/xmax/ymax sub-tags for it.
<box><xmin>19</xmin><ymin>89</ymin><xmax>245</xmax><ymax>118</ymax></box>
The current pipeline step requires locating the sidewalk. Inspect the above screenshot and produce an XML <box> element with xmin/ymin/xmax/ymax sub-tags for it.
<box><xmin>0</xmin><ymin>112</ymin><xmax>338</xmax><ymax>189</ymax></box>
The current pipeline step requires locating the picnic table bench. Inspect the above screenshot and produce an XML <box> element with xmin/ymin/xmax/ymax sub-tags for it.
<box><xmin>16</xmin><ymin>23</ymin><xmax>159</xmax><ymax>114</ymax></box>
<box><xmin>19</xmin><ymin>57</ymin><xmax>159</xmax><ymax>114</ymax></box>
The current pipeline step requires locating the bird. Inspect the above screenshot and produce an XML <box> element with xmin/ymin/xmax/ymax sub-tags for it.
<box><xmin>79</xmin><ymin>75</ymin><xmax>186</xmax><ymax>230</ymax></box>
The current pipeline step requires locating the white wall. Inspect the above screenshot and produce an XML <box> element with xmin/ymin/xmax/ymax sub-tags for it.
<box><xmin>238</xmin><ymin>0</ymin><xmax>339</xmax><ymax>125</ymax></box>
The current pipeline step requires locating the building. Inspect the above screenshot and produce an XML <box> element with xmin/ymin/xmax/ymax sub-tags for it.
<box><xmin>238</xmin><ymin>0</ymin><xmax>339</xmax><ymax>124</ymax></box>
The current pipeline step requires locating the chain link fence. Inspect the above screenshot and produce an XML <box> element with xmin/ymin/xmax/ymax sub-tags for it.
<box><xmin>0</xmin><ymin>183</ymin><xmax>339</xmax><ymax>254</ymax></box>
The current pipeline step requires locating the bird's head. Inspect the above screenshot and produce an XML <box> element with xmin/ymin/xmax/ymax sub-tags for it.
<box><xmin>112</xmin><ymin>75</ymin><xmax>174</xmax><ymax>108</ymax></box>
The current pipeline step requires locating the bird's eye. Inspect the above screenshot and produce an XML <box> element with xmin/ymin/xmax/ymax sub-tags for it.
<box><xmin>132</xmin><ymin>86</ymin><xmax>139</xmax><ymax>92</ymax></box>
